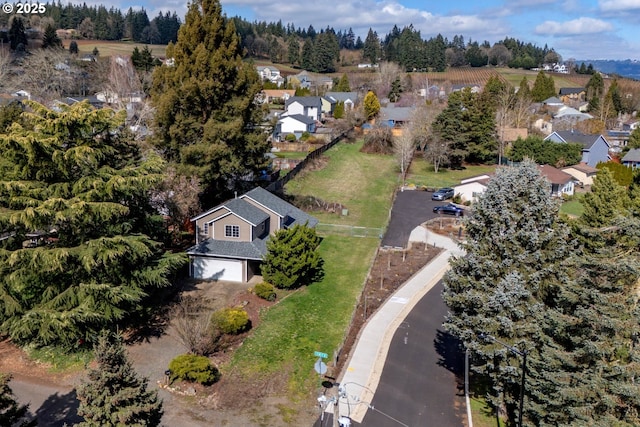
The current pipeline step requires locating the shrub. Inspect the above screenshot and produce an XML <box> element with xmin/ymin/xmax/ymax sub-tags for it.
<box><xmin>284</xmin><ymin>133</ymin><xmax>296</xmax><ymax>142</ymax></box>
<box><xmin>253</xmin><ymin>282</ymin><xmax>276</xmax><ymax>301</ymax></box>
<box><xmin>210</xmin><ymin>307</ymin><xmax>251</xmax><ymax>335</ymax></box>
<box><xmin>300</xmin><ymin>131</ymin><xmax>311</xmax><ymax>141</ymax></box>
<box><xmin>168</xmin><ymin>354</ymin><xmax>220</xmax><ymax>385</ymax></box>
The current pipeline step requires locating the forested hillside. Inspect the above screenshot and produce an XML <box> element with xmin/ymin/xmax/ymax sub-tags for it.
<box><xmin>0</xmin><ymin>2</ymin><xmax>181</xmax><ymax>44</ymax></box>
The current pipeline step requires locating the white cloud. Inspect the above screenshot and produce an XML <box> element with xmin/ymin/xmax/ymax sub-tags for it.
<box><xmin>599</xmin><ymin>0</ymin><xmax>640</xmax><ymax>12</ymax></box>
<box><xmin>535</xmin><ymin>17</ymin><xmax>613</xmax><ymax>35</ymax></box>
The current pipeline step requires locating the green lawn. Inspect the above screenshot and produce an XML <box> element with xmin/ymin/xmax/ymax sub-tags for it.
<box><xmin>285</xmin><ymin>140</ymin><xmax>400</xmax><ymax>228</ymax></box>
<box><xmin>227</xmin><ymin>140</ymin><xmax>400</xmax><ymax>403</ymax></box>
<box><xmin>406</xmin><ymin>156</ymin><xmax>498</xmax><ymax>188</ymax></box>
<box><xmin>227</xmin><ymin>235</ymin><xmax>379</xmax><ymax>398</ymax></box>
<box><xmin>470</xmin><ymin>397</ymin><xmax>505</xmax><ymax>427</ymax></box>
<box><xmin>559</xmin><ymin>193</ymin><xmax>585</xmax><ymax>217</ymax></box>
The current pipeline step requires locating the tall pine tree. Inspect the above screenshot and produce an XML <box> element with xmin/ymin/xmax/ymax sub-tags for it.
<box><xmin>443</xmin><ymin>160</ymin><xmax>571</xmax><ymax>424</ymax></box>
<box><xmin>76</xmin><ymin>332</ymin><xmax>163</xmax><ymax>426</ymax></box>
<box><xmin>150</xmin><ymin>0</ymin><xmax>270</xmax><ymax>203</ymax></box>
<box><xmin>0</xmin><ymin>101</ymin><xmax>186</xmax><ymax>348</ymax></box>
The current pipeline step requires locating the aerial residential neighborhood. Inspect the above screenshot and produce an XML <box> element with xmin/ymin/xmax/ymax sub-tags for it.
<box><xmin>1</xmin><ymin>0</ymin><xmax>640</xmax><ymax>426</ymax></box>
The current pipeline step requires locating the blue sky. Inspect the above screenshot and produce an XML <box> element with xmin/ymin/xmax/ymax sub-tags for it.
<box><xmin>127</xmin><ymin>0</ymin><xmax>640</xmax><ymax>60</ymax></box>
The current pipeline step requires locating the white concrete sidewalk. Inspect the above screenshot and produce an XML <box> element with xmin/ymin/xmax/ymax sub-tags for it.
<box><xmin>326</xmin><ymin>227</ymin><xmax>464</xmax><ymax>422</ymax></box>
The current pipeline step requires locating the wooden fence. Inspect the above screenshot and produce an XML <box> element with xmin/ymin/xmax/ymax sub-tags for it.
<box><xmin>266</xmin><ymin>132</ymin><xmax>346</xmax><ymax>193</ymax></box>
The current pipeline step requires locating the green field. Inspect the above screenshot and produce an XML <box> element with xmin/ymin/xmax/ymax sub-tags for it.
<box><xmin>285</xmin><ymin>140</ymin><xmax>400</xmax><ymax>228</ymax></box>
<box><xmin>406</xmin><ymin>156</ymin><xmax>498</xmax><ymax>188</ymax></box>
<box><xmin>62</xmin><ymin>39</ymin><xmax>168</xmax><ymax>58</ymax></box>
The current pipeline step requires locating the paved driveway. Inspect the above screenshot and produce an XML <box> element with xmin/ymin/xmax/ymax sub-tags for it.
<box><xmin>359</xmin><ymin>281</ymin><xmax>465</xmax><ymax>426</ymax></box>
<box><xmin>382</xmin><ymin>190</ymin><xmax>442</xmax><ymax>248</ymax></box>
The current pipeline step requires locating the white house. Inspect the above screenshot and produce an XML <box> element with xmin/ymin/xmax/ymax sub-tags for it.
<box><xmin>277</xmin><ymin>114</ymin><xmax>316</xmax><ymax>136</ymax></box>
<box><xmin>256</xmin><ymin>66</ymin><xmax>284</xmax><ymax>87</ymax></box>
<box><xmin>284</xmin><ymin>96</ymin><xmax>322</xmax><ymax>121</ymax></box>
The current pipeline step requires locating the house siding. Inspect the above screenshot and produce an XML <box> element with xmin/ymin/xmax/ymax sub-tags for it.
<box><xmin>195</xmin><ymin>207</ymin><xmax>230</xmax><ymax>243</ymax></box>
<box><xmin>583</xmin><ymin>136</ymin><xmax>610</xmax><ymax>167</ymax></box>
<box><xmin>242</xmin><ymin>198</ymin><xmax>281</xmax><ymax>234</ymax></box>
<box><xmin>213</xmin><ymin>215</ymin><xmax>252</xmax><ymax>242</ymax></box>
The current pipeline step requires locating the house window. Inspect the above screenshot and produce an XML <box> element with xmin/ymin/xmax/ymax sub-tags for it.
<box><xmin>225</xmin><ymin>225</ymin><xmax>240</xmax><ymax>238</ymax></box>
<box><xmin>203</xmin><ymin>222</ymin><xmax>209</xmax><ymax>236</ymax></box>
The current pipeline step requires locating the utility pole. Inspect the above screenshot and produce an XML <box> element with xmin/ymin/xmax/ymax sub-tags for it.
<box><xmin>480</xmin><ymin>333</ymin><xmax>528</xmax><ymax>427</ymax></box>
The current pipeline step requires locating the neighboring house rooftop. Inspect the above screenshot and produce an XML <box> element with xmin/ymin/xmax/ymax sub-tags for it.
<box><xmin>622</xmin><ymin>148</ymin><xmax>640</xmax><ymax>163</ymax></box>
<box><xmin>563</xmin><ymin>163</ymin><xmax>598</xmax><ymax>174</ymax></box>
<box><xmin>549</xmin><ymin>130</ymin><xmax>609</xmax><ymax>150</ymax></box>
<box><xmin>285</xmin><ymin>96</ymin><xmax>322</xmax><ymax>108</ymax></box>
<box><xmin>281</xmin><ymin>114</ymin><xmax>316</xmax><ymax>125</ymax></box>
<box><xmin>543</xmin><ymin>96</ymin><xmax>563</xmax><ymax>105</ymax></box>
<box><xmin>538</xmin><ymin>164</ymin><xmax>574</xmax><ymax>185</ymax></box>
<box><xmin>558</xmin><ymin>87</ymin><xmax>585</xmax><ymax>95</ymax></box>
<box><xmin>380</xmin><ymin>106</ymin><xmax>415</xmax><ymax>122</ymax></box>
<box><xmin>325</xmin><ymin>92</ymin><xmax>359</xmax><ymax>103</ymax></box>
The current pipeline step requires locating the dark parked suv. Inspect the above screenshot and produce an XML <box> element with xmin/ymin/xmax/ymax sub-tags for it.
<box><xmin>433</xmin><ymin>203</ymin><xmax>464</xmax><ymax>216</ymax></box>
<box><xmin>431</xmin><ymin>187</ymin><xmax>455</xmax><ymax>201</ymax></box>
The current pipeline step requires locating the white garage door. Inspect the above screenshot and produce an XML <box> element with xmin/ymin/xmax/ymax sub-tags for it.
<box><xmin>191</xmin><ymin>257</ymin><xmax>244</xmax><ymax>282</ymax></box>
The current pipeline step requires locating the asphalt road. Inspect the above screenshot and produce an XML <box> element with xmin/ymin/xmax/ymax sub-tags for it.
<box><xmin>358</xmin><ymin>280</ymin><xmax>465</xmax><ymax>427</ymax></box>
<box><xmin>382</xmin><ymin>190</ymin><xmax>444</xmax><ymax>248</ymax></box>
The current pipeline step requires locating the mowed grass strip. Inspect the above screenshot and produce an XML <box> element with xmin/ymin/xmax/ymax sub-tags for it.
<box><xmin>406</xmin><ymin>156</ymin><xmax>498</xmax><ymax>188</ymax></box>
<box><xmin>226</xmin><ymin>235</ymin><xmax>379</xmax><ymax>398</ymax></box>
<box><xmin>285</xmin><ymin>140</ymin><xmax>399</xmax><ymax>228</ymax></box>
<box><xmin>61</xmin><ymin>39</ymin><xmax>168</xmax><ymax>58</ymax></box>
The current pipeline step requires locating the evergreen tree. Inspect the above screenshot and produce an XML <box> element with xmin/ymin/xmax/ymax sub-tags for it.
<box><xmin>287</xmin><ymin>36</ymin><xmax>300</xmax><ymax>66</ymax></box>
<box><xmin>261</xmin><ymin>224</ymin><xmax>323</xmax><ymax>289</ymax></box>
<box><xmin>586</xmin><ymin>72</ymin><xmax>605</xmax><ymax>112</ymax></box>
<box><xmin>388</xmin><ymin>77</ymin><xmax>402</xmax><ymax>102</ymax></box>
<box><xmin>0</xmin><ymin>102</ymin><xmax>186</xmax><ymax>348</ymax></box>
<box><xmin>300</xmin><ymin>38</ymin><xmax>314</xmax><ymax>70</ymax></box>
<box><xmin>517</xmin><ymin>76</ymin><xmax>531</xmax><ymax>99</ymax></box>
<box><xmin>363</xmin><ymin>28</ymin><xmax>380</xmax><ymax>64</ymax></box>
<box><xmin>42</xmin><ymin>23</ymin><xmax>62</xmax><ymax>49</ymax></box>
<box><xmin>443</xmin><ymin>160</ymin><xmax>571</xmax><ymax>425</ymax></box>
<box><xmin>76</xmin><ymin>332</ymin><xmax>163</xmax><ymax>426</ymax></box>
<box><xmin>313</xmin><ymin>31</ymin><xmax>338</xmax><ymax>73</ymax></box>
<box><xmin>8</xmin><ymin>17</ymin><xmax>28</xmax><ymax>51</ymax></box>
<box><xmin>69</xmin><ymin>40</ymin><xmax>79</xmax><ymax>55</ymax></box>
<box><xmin>0</xmin><ymin>373</ymin><xmax>36</xmax><ymax>427</ymax></box>
<box><xmin>150</xmin><ymin>0</ymin><xmax>270</xmax><ymax>203</ymax></box>
<box><xmin>531</xmin><ymin>215</ymin><xmax>640</xmax><ymax>426</ymax></box>
<box><xmin>334</xmin><ymin>73</ymin><xmax>350</xmax><ymax>92</ymax></box>
<box><xmin>580</xmin><ymin>167</ymin><xmax>629</xmax><ymax>228</ymax></box>
<box><xmin>363</xmin><ymin>91</ymin><xmax>380</xmax><ymax>120</ymax></box>
<box><xmin>531</xmin><ymin>71</ymin><xmax>556</xmax><ymax>102</ymax></box>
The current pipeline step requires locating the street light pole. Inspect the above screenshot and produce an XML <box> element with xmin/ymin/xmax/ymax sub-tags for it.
<box><xmin>480</xmin><ymin>333</ymin><xmax>528</xmax><ymax>427</ymax></box>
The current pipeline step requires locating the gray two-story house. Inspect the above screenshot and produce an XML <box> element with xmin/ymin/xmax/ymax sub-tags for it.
<box><xmin>187</xmin><ymin>187</ymin><xmax>318</xmax><ymax>282</ymax></box>
<box><xmin>543</xmin><ymin>130</ymin><xmax>611</xmax><ymax>167</ymax></box>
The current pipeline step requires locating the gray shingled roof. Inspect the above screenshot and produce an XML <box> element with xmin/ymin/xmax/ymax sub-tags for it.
<box><xmin>380</xmin><ymin>106</ymin><xmax>415</xmax><ymax>122</ymax></box>
<box><xmin>552</xmin><ymin>130</ymin><xmax>603</xmax><ymax>149</ymax></box>
<box><xmin>223</xmin><ymin>198</ymin><xmax>269</xmax><ymax>226</ymax></box>
<box><xmin>622</xmin><ymin>148</ymin><xmax>640</xmax><ymax>163</ymax></box>
<box><xmin>243</xmin><ymin>187</ymin><xmax>318</xmax><ymax>228</ymax></box>
<box><xmin>282</xmin><ymin>114</ymin><xmax>316</xmax><ymax>125</ymax></box>
<box><xmin>285</xmin><ymin>96</ymin><xmax>322</xmax><ymax>108</ymax></box>
<box><xmin>186</xmin><ymin>236</ymin><xmax>268</xmax><ymax>260</ymax></box>
<box><xmin>559</xmin><ymin>87</ymin><xmax>585</xmax><ymax>95</ymax></box>
<box><xmin>325</xmin><ymin>92</ymin><xmax>358</xmax><ymax>103</ymax></box>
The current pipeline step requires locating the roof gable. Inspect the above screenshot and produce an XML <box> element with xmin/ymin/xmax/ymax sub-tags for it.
<box><xmin>241</xmin><ymin>187</ymin><xmax>318</xmax><ymax>228</ymax></box>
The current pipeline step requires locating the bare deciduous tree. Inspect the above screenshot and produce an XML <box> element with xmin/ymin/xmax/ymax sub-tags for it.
<box><xmin>150</xmin><ymin>166</ymin><xmax>202</xmax><ymax>241</ymax></box>
<box><xmin>374</xmin><ymin>61</ymin><xmax>403</xmax><ymax>99</ymax></box>
<box><xmin>424</xmin><ymin>137</ymin><xmax>451</xmax><ymax>173</ymax></box>
<box><xmin>408</xmin><ymin>102</ymin><xmax>443</xmax><ymax>151</ymax></box>
<box><xmin>104</xmin><ymin>56</ymin><xmax>142</xmax><ymax>109</ymax></box>
<box><xmin>393</xmin><ymin>131</ymin><xmax>415</xmax><ymax>186</ymax></box>
<box><xmin>17</xmin><ymin>49</ymin><xmax>73</xmax><ymax>103</ymax></box>
<box><xmin>170</xmin><ymin>296</ymin><xmax>217</xmax><ymax>356</ymax></box>
<box><xmin>0</xmin><ymin>49</ymin><xmax>13</xmax><ymax>91</ymax></box>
